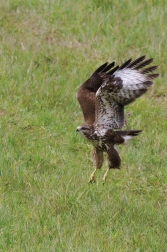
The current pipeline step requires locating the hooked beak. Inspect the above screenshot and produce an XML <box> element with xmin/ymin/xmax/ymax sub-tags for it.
<box><xmin>76</xmin><ymin>126</ymin><xmax>81</xmax><ymax>132</ymax></box>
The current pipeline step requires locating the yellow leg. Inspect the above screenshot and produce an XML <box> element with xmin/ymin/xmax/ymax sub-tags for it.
<box><xmin>103</xmin><ymin>168</ymin><xmax>110</xmax><ymax>184</ymax></box>
<box><xmin>89</xmin><ymin>168</ymin><xmax>97</xmax><ymax>183</ymax></box>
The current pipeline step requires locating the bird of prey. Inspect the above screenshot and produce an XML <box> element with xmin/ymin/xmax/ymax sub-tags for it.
<box><xmin>76</xmin><ymin>56</ymin><xmax>158</xmax><ymax>183</ymax></box>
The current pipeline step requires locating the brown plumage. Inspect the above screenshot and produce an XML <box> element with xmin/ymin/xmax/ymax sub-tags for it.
<box><xmin>76</xmin><ymin>56</ymin><xmax>159</xmax><ymax>183</ymax></box>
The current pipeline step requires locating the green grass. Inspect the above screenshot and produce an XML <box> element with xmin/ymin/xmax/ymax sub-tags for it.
<box><xmin>0</xmin><ymin>0</ymin><xmax>167</xmax><ymax>251</ymax></box>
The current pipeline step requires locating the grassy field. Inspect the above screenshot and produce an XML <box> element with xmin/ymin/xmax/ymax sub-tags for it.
<box><xmin>0</xmin><ymin>0</ymin><xmax>167</xmax><ymax>251</ymax></box>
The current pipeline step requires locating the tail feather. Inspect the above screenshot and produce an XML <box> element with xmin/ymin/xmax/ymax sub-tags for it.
<box><xmin>117</xmin><ymin>130</ymin><xmax>142</xmax><ymax>136</ymax></box>
<box><xmin>104</xmin><ymin>129</ymin><xmax>142</xmax><ymax>145</ymax></box>
<box><xmin>117</xmin><ymin>130</ymin><xmax>142</xmax><ymax>142</ymax></box>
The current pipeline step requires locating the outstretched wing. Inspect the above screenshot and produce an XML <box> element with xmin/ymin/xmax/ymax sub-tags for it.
<box><xmin>112</xmin><ymin>56</ymin><xmax>159</xmax><ymax>105</ymax></box>
<box><xmin>95</xmin><ymin>56</ymin><xmax>159</xmax><ymax>132</ymax></box>
<box><xmin>76</xmin><ymin>61</ymin><xmax>116</xmax><ymax>124</ymax></box>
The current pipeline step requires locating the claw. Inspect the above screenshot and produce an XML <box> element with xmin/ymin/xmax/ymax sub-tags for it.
<box><xmin>89</xmin><ymin>175</ymin><xmax>96</xmax><ymax>183</ymax></box>
<box><xmin>103</xmin><ymin>168</ymin><xmax>110</xmax><ymax>184</ymax></box>
<box><xmin>89</xmin><ymin>168</ymin><xmax>97</xmax><ymax>183</ymax></box>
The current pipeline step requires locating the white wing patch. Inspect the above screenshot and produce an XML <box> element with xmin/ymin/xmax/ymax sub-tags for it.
<box><xmin>114</xmin><ymin>68</ymin><xmax>147</xmax><ymax>87</ymax></box>
<box><xmin>93</xmin><ymin>56</ymin><xmax>158</xmax><ymax>135</ymax></box>
<box><xmin>111</xmin><ymin>68</ymin><xmax>153</xmax><ymax>105</ymax></box>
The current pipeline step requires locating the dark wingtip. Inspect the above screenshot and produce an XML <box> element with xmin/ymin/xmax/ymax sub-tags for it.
<box><xmin>107</xmin><ymin>65</ymin><xmax>119</xmax><ymax>75</ymax></box>
<box><xmin>119</xmin><ymin>58</ymin><xmax>132</xmax><ymax>70</ymax></box>
<box><xmin>103</xmin><ymin>61</ymin><xmax>115</xmax><ymax>72</ymax></box>
<box><xmin>133</xmin><ymin>130</ymin><xmax>143</xmax><ymax>136</ymax></box>
<box><xmin>127</xmin><ymin>130</ymin><xmax>143</xmax><ymax>136</ymax></box>
<box><xmin>94</xmin><ymin>62</ymin><xmax>108</xmax><ymax>73</ymax></box>
<box><xmin>147</xmin><ymin>73</ymin><xmax>159</xmax><ymax>80</ymax></box>
<box><xmin>94</xmin><ymin>61</ymin><xmax>115</xmax><ymax>74</ymax></box>
<box><xmin>128</xmin><ymin>55</ymin><xmax>146</xmax><ymax>68</ymax></box>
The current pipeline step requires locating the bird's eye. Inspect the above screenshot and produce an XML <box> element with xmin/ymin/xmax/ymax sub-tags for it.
<box><xmin>82</xmin><ymin>127</ymin><xmax>87</xmax><ymax>130</ymax></box>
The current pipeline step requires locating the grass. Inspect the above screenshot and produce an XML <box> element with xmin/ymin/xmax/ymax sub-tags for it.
<box><xmin>0</xmin><ymin>0</ymin><xmax>167</xmax><ymax>251</ymax></box>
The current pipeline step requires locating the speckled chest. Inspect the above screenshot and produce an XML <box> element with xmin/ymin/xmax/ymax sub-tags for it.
<box><xmin>85</xmin><ymin>133</ymin><xmax>107</xmax><ymax>151</ymax></box>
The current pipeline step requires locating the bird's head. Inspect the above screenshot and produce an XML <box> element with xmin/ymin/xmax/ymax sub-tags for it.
<box><xmin>76</xmin><ymin>125</ymin><xmax>93</xmax><ymax>138</ymax></box>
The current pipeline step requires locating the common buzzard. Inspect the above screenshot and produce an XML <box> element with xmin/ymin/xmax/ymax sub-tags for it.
<box><xmin>76</xmin><ymin>56</ymin><xmax>158</xmax><ymax>183</ymax></box>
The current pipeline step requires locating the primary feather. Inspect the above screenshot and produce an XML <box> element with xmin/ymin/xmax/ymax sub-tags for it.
<box><xmin>94</xmin><ymin>56</ymin><xmax>158</xmax><ymax>134</ymax></box>
<box><xmin>76</xmin><ymin>56</ymin><xmax>158</xmax><ymax>129</ymax></box>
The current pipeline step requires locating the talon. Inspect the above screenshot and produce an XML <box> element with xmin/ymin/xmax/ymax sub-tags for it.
<box><xmin>102</xmin><ymin>177</ymin><xmax>107</xmax><ymax>185</ymax></box>
<box><xmin>102</xmin><ymin>168</ymin><xmax>110</xmax><ymax>184</ymax></box>
<box><xmin>89</xmin><ymin>175</ymin><xmax>96</xmax><ymax>183</ymax></box>
<box><xmin>103</xmin><ymin>179</ymin><xmax>106</xmax><ymax>185</ymax></box>
<box><xmin>89</xmin><ymin>168</ymin><xmax>97</xmax><ymax>183</ymax></box>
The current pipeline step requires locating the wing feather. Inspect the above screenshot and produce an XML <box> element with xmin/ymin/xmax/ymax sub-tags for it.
<box><xmin>101</xmin><ymin>62</ymin><xmax>115</xmax><ymax>73</ymax></box>
<box><xmin>94</xmin><ymin>62</ymin><xmax>108</xmax><ymax>73</ymax></box>
<box><xmin>76</xmin><ymin>72</ymin><xmax>102</xmax><ymax>124</ymax></box>
<box><xmin>95</xmin><ymin>77</ymin><xmax>124</xmax><ymax>131</ymax></box>
<box><xmin>77</xmin><ymin>56</ymin><xmax>158</xmax><ymax>131</ymax></box>
<box><xmin>133</xmin><ymin>58</ymin><xmax>153</xmax><ymax>70</ymax></box>
<box><xmin>94</xmin><ymin>56</ymin><xmax>158</xmax><ymax>133</ymax></box>
<box><xmin>112</xmin><ymin>56</ymin><xmax>159</xmax><ymax>105</ymax></box>
<box><xmin>76</xmin><ymin>62</ymin><xmax>116</xmax><ymax>124</ymax></box>
<box><xmin>128</xmin><ymin>55</ymin><xmax>146</xmax><ymax>68</ymax></box>
<box><xmin>119</xmin><ymin>58</ymin><xmax>132</xmax><ymax>70</ymax></box>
